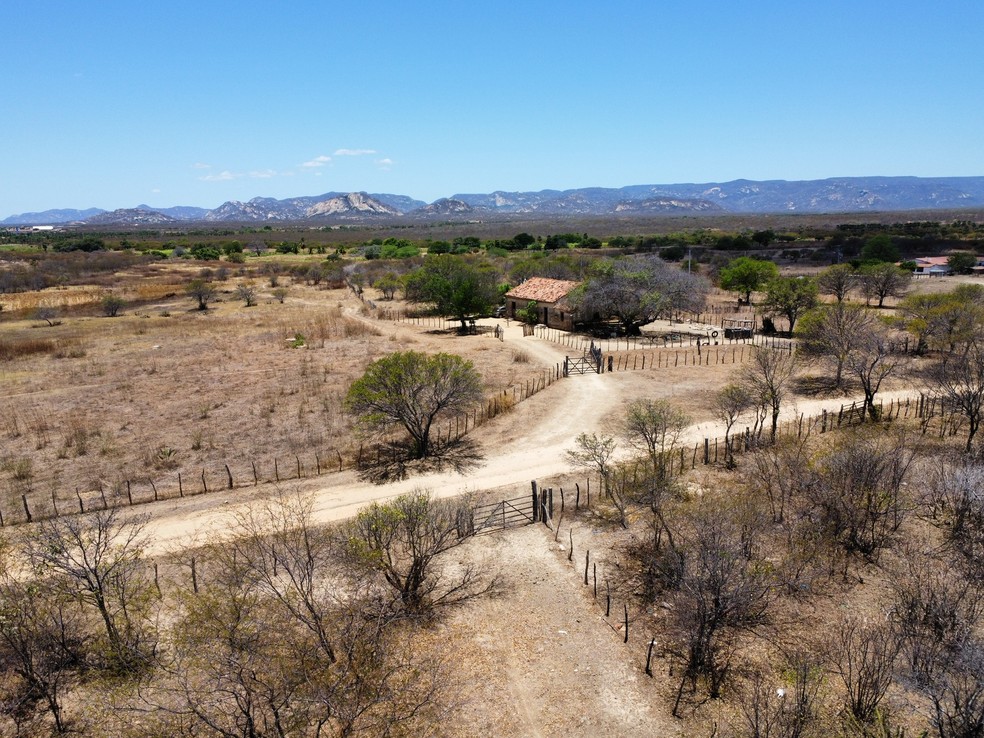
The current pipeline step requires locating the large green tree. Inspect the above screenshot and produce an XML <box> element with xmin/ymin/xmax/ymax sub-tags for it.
<box><xmin>345</xmin><ymin>351</ymin><xmax>483</xmax><ymax>460</ymax></box>
<box><xmin>761</xmin><ymin>276</ymin><xmax>819</xmax><ymax>334</ymax></box>
<box><xmin>404</xmin><ymin>255</ymin><xmax>498</xmax><ymax>331</ymax></box>
<box><xmin>719</xmin><ymin>257</ymin><xmax>779</xmax><ymax>304</ymax></box>
<box><xmin>860</xmin><ymin>234</ymin><xmax>900</xmax><ymax>263</ymax></box>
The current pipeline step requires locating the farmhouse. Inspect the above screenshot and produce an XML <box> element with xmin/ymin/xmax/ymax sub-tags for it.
<box><xmin>911</xmin><ymin>256</ymin><xmax>951</xmax><ymax>276</ymax></box>
<box><xmin>504</xmin><ymin>277</ymin><xmax>580</xmax><ymax>330</ymax></box>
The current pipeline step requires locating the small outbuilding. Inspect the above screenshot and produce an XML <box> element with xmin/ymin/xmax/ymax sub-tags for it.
<box><xmin>504</xmin><ymin>277</ymin><xmax>581</xmax><ymax>331</ymax></box>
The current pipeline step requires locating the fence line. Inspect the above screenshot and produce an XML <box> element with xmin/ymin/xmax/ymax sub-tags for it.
<box><xmin>598</xmin><ymin>344</ymin><xmax>753</xmax><ymax>372</ymax></box>
<box><xmin>533</xmin><ymin>324</ymin><xmax>794</xmax><ymax>355</ymax></box>
<box><xmin>688</xmin><ymin>392</ymin><xmax>956</xmax><ymax>468</ymax></box>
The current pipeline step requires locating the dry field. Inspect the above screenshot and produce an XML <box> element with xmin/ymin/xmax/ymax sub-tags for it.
<box><xmin>0</xmin><ymin>257</ymin><xmax>957</xmax><ymax>737</ymax></box>
<box><xmin>0</xmin><ymin>264</ymin><xmax>557</xmax><ymax>522</ymax></box>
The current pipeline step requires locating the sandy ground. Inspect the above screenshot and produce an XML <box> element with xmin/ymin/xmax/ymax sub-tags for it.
<box><xmin>442</xmin><ymin>524</ymin><xmax>682</xmax><ymax>738</ymax></box>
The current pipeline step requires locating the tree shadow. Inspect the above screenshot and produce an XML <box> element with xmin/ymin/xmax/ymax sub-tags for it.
<box><xmin>357</xmin><ymin>436</ymin><xmax>484</xmax><ymax>484</ymax></box>
<box><xmin>793</xmin><ymin>374</ymin><xmax>855</xmax><ymax>397</ymax></box>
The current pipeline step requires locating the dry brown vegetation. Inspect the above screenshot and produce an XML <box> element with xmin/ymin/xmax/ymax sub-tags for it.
<box><xmin>2</xmin><ymin>244</ymin><xmax>984</xmax><ymax>736</ymax></box>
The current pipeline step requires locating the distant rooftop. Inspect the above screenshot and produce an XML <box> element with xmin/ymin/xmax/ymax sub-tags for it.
<box><xmin>505</xmin><ymin>277</ymin><xmax>581</xmax><ymax>304</ymax></box>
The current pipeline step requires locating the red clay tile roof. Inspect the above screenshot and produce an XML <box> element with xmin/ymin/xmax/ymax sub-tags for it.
<box><xmin>505</xmin><ymin>277</ymin><xmax>581</xmax><ymax>304</ymax></box>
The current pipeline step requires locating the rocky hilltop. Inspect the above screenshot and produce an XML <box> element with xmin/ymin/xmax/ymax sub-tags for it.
<box><xmin>6</xmin><ymin>176</ymin><xmax>984</xmax><ymax>225</ymax></box>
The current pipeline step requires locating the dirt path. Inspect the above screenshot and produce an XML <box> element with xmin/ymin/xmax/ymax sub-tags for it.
<box><xmin>444</xmin><ymin>525</ymin><xmax>681</xmax><ymax>737</ymax></box>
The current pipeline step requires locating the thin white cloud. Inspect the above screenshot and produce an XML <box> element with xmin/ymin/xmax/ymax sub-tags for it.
<box><xmin>199</xmin><ymin>170</ymin><xmax>241</xmax><ymax>182</ymax></box>
<box><xmin>333</xmin><ymin>148</ymin><xmax>377</xmax><ymax>157</ymax></box>
<box><xmin>301</xmin><ymin>155</ymin><xmax>332</xmax><ymax>168</ymax></box>
<box><xmin>249</xmin><ymin>169</ymin><xmax>278</xmax><ymax>179</ymax></box>
<box><xmin>191</xmin><ymin>162</ymin><xmax>212</xmax><ymax>170</ymax></box>
<box><xmin>376</xmin><ymin>158</ymin><xmax>394</xmax><ymax>169</ymax></box>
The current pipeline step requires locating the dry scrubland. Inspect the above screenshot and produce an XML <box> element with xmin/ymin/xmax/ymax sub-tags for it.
<box><xmin>0</xmin><ymin>266</ymin><xmax>550</xmax><ymax>520</ymax></box>
<box><xmin>0</xmin><ymin>255</ymin><xmax>981</xmax><ymax>737</ymax></box>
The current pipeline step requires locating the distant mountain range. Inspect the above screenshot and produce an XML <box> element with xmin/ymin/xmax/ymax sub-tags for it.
<box><xmin>6</xmin><ymin>176</ymin><xmax>984</xmax><ymax>226</ymax></box>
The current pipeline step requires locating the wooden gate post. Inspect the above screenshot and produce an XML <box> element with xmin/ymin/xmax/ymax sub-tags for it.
<box><xmin>531</xmin><ymin>481</ymin><xmax>539</xmax><ymax>523</ymax></box>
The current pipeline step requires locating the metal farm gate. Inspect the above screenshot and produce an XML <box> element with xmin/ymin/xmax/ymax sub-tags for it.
<box><xmin>471</xmin><ymin>494</ymin><xmax>535</xmax><ymax>534</ymax></box>
<box><xmin>565</xmin><ymin>342</ymin><xmax>602</xmax><ymax>375</ymax></box>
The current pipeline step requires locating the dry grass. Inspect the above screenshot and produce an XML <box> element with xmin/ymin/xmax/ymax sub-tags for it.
<box><xmin>0</xmin><ymin>264</ymin><xmax>547</xmax><ymax>519</ymax></box>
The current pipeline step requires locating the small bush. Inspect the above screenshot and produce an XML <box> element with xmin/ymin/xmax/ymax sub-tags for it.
<box><xmin>102</xmin><ymin>293</ymin><xmax>125</xmax><ymax>317</ymax></box>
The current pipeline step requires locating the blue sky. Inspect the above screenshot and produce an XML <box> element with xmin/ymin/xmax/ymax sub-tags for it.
<box><xmin>3</xmin><ymin>0</ymin><xmax>983</xmax><ymax>215</ymax></box>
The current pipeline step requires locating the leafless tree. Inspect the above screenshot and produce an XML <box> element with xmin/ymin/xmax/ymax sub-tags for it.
<box><xmin>924</xmin><ymin>639</ymin><xmax>984</xmax><ymax>738</ymax></box>
<box><xmin>742</xmin><ymin>347</ymin><xmax>796</xmax><ymax>442</ymax></box>
<box><xmin>715</xmin><ymin>383</ymin><xmax>752</xmax><ymax>467</ymax></box>
<box><xmin>890</xmin><ymin>546</ymin><xmax>983</xmax><ymax>684</ymax></box>
<box><xmin>829</xmin><ymin>614</ymin><xmax>901</xmax><ymax>725</ymax></box>
<box><xmin>735</xmin><ymin>649</ymin><xmax>823</xmax><ymax>738</ymax></box>
<box><xmin>142</xmin><ymin>493</ymin><xmax>456</xmax><ymax>737</ymax></box>
<box><xmin>621</xmin><ymin>398</ymin><xmax>690</xmax><ymax>469</ymax></box>
<box><xmin>747</xmin><ymin>436</ymin><xmax>814</xmax><ymax>526</ymax></box>
<box><xmin>669</xmin><ymin>502</ymin><xmax>779</xmax><ymax>713</ymax></box>
<box><xmin>923</xmin><ymin>460</ymin><xmax>984</xmax><ymax>570</ymax></box>
<box><xmin>811</xmin><ymin>431</ymin><xmax>914</xmax><ymax>565</ymax></box>
<box><xmin>576</xmin><ymin>254</ymin><xmax>708</xmax><ymax>334</ymax></box>
<box><xmin>185</xmin><ymin>278</ymin><xmax>216</xmax><ymax>311</ymax></box>
<box><xmin>844</xmin><ymin>322</ymin><xmax>907</xmax><ymax>421</ymax></box>
<box><xmin>33</xmin><ymin>306</ymin><xmax>59</xmax><ymax>327</ymax></box>
<box><xmin>234</xmin><ymin>280</ymin><xmax>258</xmax><ymax>307</ymax></box>
<box><xmin>796</xmin><ymin>302</ymin><xmax>874</xmax><ymax>389</ymax></box>
<box><xmin>24</xmin><ymin>507</ymin><xmax>156</xmax><ymax>673</ymax></box>
<box><xmin>0</xmin><ymin>545</ymin><xmax>86</xmax><ymax>735</ymax></box>
<box><xmin>565</xmin><ymin>432</ymin><xmax>618</xmax><ymax>495</ymax></box>
<box><xmin>931</xmin><ymin>339</ymin><xmax>984</xmax><ymax>452</ymax></box>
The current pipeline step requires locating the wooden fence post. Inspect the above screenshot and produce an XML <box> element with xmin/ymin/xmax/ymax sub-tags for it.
<box><xmin>584</xmin><ymin>550</ymin><xmax>590</xmax><ymax>585</ymax></box>
<box><xmin>22</xmin><ymin>495</ymin><xmax>31</xmax><ymax>523</ymax></box>
<box><xmin>225</xmin><ymin>464</ymin><xmax>234</xmax><ymax>489</ymax></box>
<box><xmin>646</xmin><ymin>638</ymin><xmax>657</xmax><ymax>676</ymax></box>
<box><xmin>531</xmin><ymin>481</ymin><xmax>539</xmax><ymax>523</ymax></box>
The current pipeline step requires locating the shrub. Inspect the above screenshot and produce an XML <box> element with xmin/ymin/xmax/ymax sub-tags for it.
<box><xmin>101</xmin><ymin>293</ymin><xmax>125</xmax><ymax>317</ymax></box>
